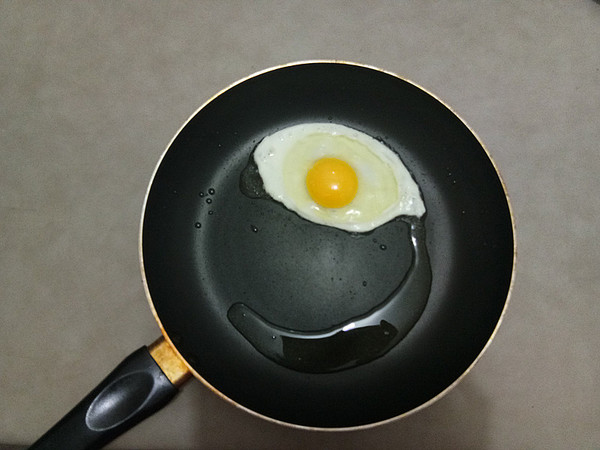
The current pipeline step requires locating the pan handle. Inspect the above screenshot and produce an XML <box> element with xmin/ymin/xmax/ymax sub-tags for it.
<box><xmin>29</xmin><ymin>337</ymin><xmax>191</xmax><ymax>450</ymax></box>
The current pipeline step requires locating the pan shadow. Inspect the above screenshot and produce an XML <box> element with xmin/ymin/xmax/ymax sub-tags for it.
<box><xmin>177</xmin><ymin>371</ymin><xmax>492</xmax><ymax>449</ymax></box>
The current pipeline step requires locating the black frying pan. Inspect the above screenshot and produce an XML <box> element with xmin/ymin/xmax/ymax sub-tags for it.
<box><xmin>31</xmin><ymin>61</ymin><xmax>515</xmax><ymax>449</ymax></box>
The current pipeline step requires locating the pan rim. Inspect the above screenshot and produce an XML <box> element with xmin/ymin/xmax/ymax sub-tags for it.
<box><xmin>138</xmin><ymin>59</ymin><xmax>517</xmax><ymax>431</ymax></box>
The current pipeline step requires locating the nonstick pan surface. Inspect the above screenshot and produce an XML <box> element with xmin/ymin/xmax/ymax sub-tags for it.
<box><xmin>141</xmin><ymin>61</ymin><xmax>515</xmax><ymax>429</ymax></box>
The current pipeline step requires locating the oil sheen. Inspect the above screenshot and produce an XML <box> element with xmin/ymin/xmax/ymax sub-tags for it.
<box><xmin>227</xmin><ymin>207</ymin><xmax>431</xmax><ymax>373</ymax></box>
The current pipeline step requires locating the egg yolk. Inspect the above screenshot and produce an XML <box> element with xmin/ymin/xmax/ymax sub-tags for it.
<box><xmin>306</xmin><ymin>157</ymin><xmax>358</xmax><ymax>208</ymax></box>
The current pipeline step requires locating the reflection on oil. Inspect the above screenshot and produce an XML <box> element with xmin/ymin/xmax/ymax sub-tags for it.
<box><xmin>228</xmin><ymin>217</ymin><xmax>431</xmax><ymax>373</ymax></box>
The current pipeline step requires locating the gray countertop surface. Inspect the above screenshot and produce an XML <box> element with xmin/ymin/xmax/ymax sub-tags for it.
<box><xmin>1</xmin><ymin>2</ymin><xmax>598</xmax><ymax>449</ymax></box>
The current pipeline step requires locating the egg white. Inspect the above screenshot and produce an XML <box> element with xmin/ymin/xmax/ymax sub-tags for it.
<box><xmin>254</xmin><ymin>123</ymin><xmax>425</xmax><ymax>232</ymax></box>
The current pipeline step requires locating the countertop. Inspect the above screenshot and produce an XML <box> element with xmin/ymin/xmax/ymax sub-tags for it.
<box><xmin>1</xmin><ymin>2</ymin><xmax>598</xmax><ymax>449</ymax></box>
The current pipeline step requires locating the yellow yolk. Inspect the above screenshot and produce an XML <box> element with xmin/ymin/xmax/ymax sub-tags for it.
<box><xmin>305</xmin><ymin>157</ymin><xmax>358</xmax><ymax>208</ymax></box>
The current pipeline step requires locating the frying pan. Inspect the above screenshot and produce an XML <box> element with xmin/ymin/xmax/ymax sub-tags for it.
<box><xmin>31</xmin><ymin>61</ymin><xmax>515</xmax><ymax>449</ymax></box>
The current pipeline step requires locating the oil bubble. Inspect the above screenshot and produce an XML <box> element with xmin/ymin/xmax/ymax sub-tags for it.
<box><xmin>208</xmin><ymin>210</ymin><xmax>214</xmax><ymax>215</ymax></box>
<box><xmin>250</xmin><ymin>225</ymin><xmax>258</xmax><ymax>233</ymax></box>
<box><xmin>208</xmin><ymin>188</ymin><xmax>215</xmax><ymax>195</ymax></box>
<box><xmin>206</xmin><ymin>198</ymin><xmax>213</xmax><ymax>204</ymax></box>
<box><xmin>199</xmin><ymin>192</ymin><xmax>205</xmax><ymax>197</ymax></box>
<box><xmin>194</xmin><ymin>222</ymin><xmax>201</xmax><ymax>228</ymax></box>
<box><xmin>379</xmin><ymin>244</ymin><xmax>387</xmax><ymax>251</ymax></box>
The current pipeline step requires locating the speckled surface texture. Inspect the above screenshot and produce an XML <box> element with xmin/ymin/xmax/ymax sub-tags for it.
<box><xmin>1</xmin><ymin>1</ymin><xmax>599</xmax><ymax>449</ymax></box>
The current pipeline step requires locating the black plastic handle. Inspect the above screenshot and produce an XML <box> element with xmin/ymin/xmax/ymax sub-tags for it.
<box><xmin>29</xmin><ymin>346</ymin><xmax>179</xmax><ymax>450</ymax></box>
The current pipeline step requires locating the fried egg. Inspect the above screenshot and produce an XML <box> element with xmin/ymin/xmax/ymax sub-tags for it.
<box><xmin>253</xmin><ymin>123</ymin><xmax>425</xmax><ymax>232</ymax></box>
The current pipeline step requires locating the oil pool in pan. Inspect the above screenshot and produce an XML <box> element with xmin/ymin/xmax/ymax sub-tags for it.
<box><xmin>231</xmin><ymin>123</ymin><xmax>432</xmax><ymax>373</ymax></box>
